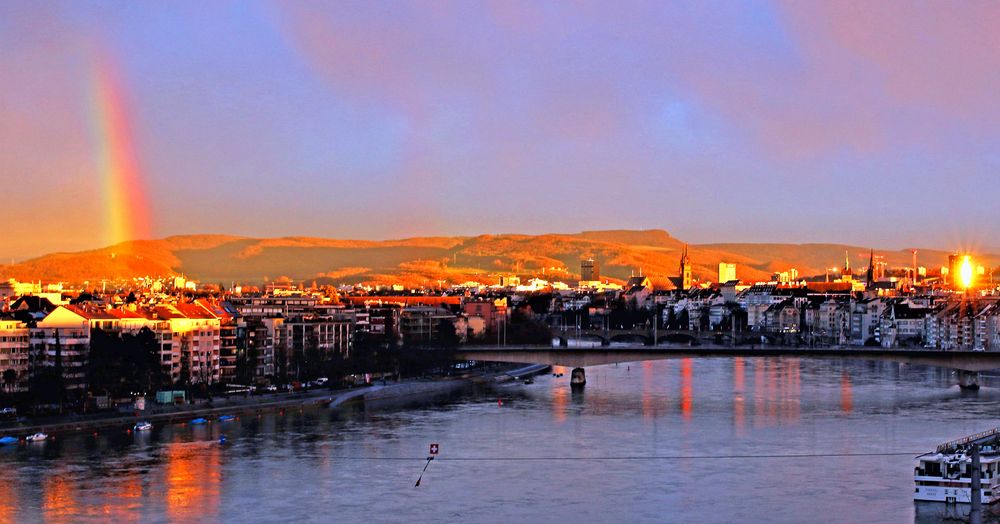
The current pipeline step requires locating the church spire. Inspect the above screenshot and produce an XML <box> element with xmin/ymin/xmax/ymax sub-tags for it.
<box><xmin>679</xmin><ymin>244</ymin><xmax>692</xmax><ymax>291</ymax></box>
<box><xmin>865</xmin><ymin>249</ymin><xmax>875</xmax><ymax>290</ymax></box>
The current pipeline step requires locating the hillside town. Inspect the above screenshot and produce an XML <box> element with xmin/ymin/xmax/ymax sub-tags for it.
<box><xmin>0</xmin><ymin>248</ymin><xmax>998</xmax><ymax>410</ymax></box>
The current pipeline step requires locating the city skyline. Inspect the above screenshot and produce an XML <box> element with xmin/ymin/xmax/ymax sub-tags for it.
<box><xmin>4</xmin><ymin>2</ymin><xmax>1000</xmax><ymax>259</ymax></box>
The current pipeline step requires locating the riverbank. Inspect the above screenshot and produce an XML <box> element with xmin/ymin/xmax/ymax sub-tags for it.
<box><xmin>0</xmin><ymin>363</ymin><xmax>554</xmax><ymax>440</ymax></box>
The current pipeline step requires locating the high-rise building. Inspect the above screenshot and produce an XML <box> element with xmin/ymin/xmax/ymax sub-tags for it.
<box><xmin>718</xmin><ymin>262</ymin><xmax>736</xmax><ymax>283</ymax></box>
<box><xmin>581</xmin><ymin>258</ymin><xmax>600</xmax><ymax>282</ymax></box>
<box><xmin>948</xmin><ymin>254</ymin><xmax>962</xmax><ymax>286</ymax></box>
<box><xmin>947</xmin><ymin>253</ymin><xmax>978</xmax><ymax>288</ymax></box>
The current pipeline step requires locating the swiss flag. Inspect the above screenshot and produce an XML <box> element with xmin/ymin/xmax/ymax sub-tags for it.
<box><xmin>429</xmin><ymin>443</ymin><xmax>439</xmax><ymax>455</ymax></box>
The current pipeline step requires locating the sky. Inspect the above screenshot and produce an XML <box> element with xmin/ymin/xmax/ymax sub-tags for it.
<box><xmin>3</xmin><ymin>0</ymin><xmax>1000</xmax><ymax>261</ymax></box>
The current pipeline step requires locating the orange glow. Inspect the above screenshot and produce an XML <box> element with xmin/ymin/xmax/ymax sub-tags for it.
<box><xmin>840</xmin><ymin>372</ymin><xmax>853</xmax><ymax>413</ymax></box>
<box><xmin>680</xmin><ymin>359</ymin><xmax>693</xmax><ymax>420</ymax></box>
<box><xmin>959</xmin><ymin>255</ymin><xmax>974</xmax><ymax>289</ymax></box>
<box><xmin>641</xmin><ymin>360</ymin><xmax>656</xmax><ymax>420</ymax></box>
<box><xmin>753</xmin><ymin>359</ymin><xmax>764</xmax><ymax>427</ymax></box>
<box><xmin>42</xmin><ymin>473</ymin><xmax>78</xmax><ymax>524</ymax></box>
<box><xmin>89</xmin><ymin>51</ymin><xmax>151</xmax><ymax>246</ymax></box>
<box><xmin>0</xmin><ymin>470</ymin><xmax>18</xmax><ymax>522</ymax></box>
<box><xmin>733</xmin><ymin>358</ymin><xmax>745</xmax><ymax>435</ymax></box>
<box><xmin>97</xmin><ymin>471</ymin><xmax>144</xmax><ymax>521</ymax></box>
<box><xmin>552</xmin><ymin>366</ymin><xmax>567</xmax><ymax>423</ymax></box>
<box><xmin>165</xmin><ymin>444</ymin><xmax>221</xmax><ymax>522</ymax></box>
<box><xmin>749</xmin><ymin>359</ymin><xmax>801</xmax><ymax>429</ymax></box>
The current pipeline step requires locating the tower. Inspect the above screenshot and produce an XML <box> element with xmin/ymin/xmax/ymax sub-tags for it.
<box><xmin>865</xmin><ymin>249</ymin><xmax>875</xmax><ymax>290</ymax></box>
<box><xmin>580</xmin><ymin>258</ymin><xmax>599</xmax><ymax>282</ymax></box>
<box><xmin>679</xmin><ymin>245</ymin><xmax>692</xmax><ymax>291</ymax></box>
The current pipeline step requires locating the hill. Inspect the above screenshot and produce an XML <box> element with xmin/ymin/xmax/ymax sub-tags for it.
<box><xmin>1</xmin><ymin>230</ymin><xmax>996</xmax><ymax>288</ymax></box>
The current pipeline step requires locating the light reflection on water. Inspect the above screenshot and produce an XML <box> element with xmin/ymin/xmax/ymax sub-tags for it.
<box><xmin>3</xmin><ymin>358</ymin><xmax>1000</xmax><ymax>523</ymax></box>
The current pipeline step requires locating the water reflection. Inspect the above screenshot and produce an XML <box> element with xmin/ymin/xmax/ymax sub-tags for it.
<box><xmin>4</xmin><ymin>358</ymin><xmax>1000</xmax><ymax>523</ymax></box>
<box><xmin>680</xmin><ymin>358</ymin><xmax>693</xmax><ymax>421</ymax></box>
<box><xmin>733</xmin><ymin>357</ymin><xmax>745</xmax><ymax>436</ymax></box>
<box><xmin>0</xmin><ymin>468</ymin><xmax>17</xmax><ymax>522</ymax></box>
<box><xmin>164</xmin><ymin>442</ymin><xmax>220</xmax><ymax>522</ymax></box>
<box><xmin>100</xmin><ymin>469</ymin><xmax>143</xmax><ymax>521</ymax></box>
<box><xmin>841</xmin><ymin>372</ymin><xmax>853</xmax><ymax>414</ymax></box>
<box><xmin>42</xmin><ymin>472</ymin><xmax>78</xmax><ymax>523</ymax></box>
<box><xmin>641</xmin><ymin>360</ymin><xmax>659</xmax><ymax>420</ymax></box>
<box><xmin>750</xmin><ymin>358</ymin><xmax>800</xmax><ymax>428</ymax></box>
<box><xmin>552</xmin><ymin>365</ymin><xmax>567</xmax><ymax>423</ymax></box>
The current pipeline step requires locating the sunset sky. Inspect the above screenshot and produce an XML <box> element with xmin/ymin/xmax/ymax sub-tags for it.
<box><xmin>3</xmin><ymin>1</ymin><xmax>1000</xmax><ymax>261</ymax></box>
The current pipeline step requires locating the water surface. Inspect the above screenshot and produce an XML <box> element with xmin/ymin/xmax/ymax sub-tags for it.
<box><xmin>2</xmin><ymin>357</ymin><xmax>999</xmax><ymax>523</ymax></box>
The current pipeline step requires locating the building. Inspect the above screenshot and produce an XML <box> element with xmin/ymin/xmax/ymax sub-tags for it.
<box><xmin>30</xmin><ymin>306</ymin><xmax>92</xmax><ymax>392</ymax></box>
<box><xmin>275</xmin><ymin>316</ymin><xmax>353</xmax><ymax>379</ymax></box>
<box><xmin>498</xmin><ymin>275</ymin><xmax>521</xmax><ymax>287</ymax></box>
<box><xmin>0</xmin><ymin>319</ymin><xmax>29</xmax><ymax>392</ymax></box>
<box><xmin>150</xmin><ymin>303</ymin><xmax>222</xmax><ymax>385</ymax></box>
<box><xmin>765</xmin><ymin>299</ymin><xmax>800</xmax><ymax>333</ymax></box>
<box><xmin>462</xmin><ymin>299</ymin><xmax>508</xmax><ymax>335</ymax></box>
<box><xmin>581</xmin><ymin>258</ymin><xmax>600</xmax><ymax>282</ymax></box>
<box><xmin>624</xmin><ymin>275</ymin><xmax>653</xmax><ymax>309</ymax></box>
<box><xmin>399</xmin><ymin>306</ymin><xmax>459</xmax><ymax>345</ymax></box>
<box><xmin>879</xmin><ymin>301</ymin><xmax>929</xmax><ymax>348</ymax></box>
<box><xmin>718</xmin><ymin>263</ymin><xmax>736</xmax><ymax>284</ymax></box>
<box><xmin>228</xmin><ymin>294</ymin><xmax>319</xmax><ymax>320</ymax></box>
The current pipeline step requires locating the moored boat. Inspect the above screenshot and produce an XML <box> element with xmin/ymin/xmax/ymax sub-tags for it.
<box><xmin>25</xmin><ymin>432</ymin><xmax>47</xmax><ymax>442</ymax></box>
<box><xmin>915</xmin><ymin>427</ymin><xmax>1000</xmax><ymax>504</ymax></box>
<box><xmin>134</xmin><ymin>421</ymin><xmax>153</xmax><ymax>432</ymax></box>
<box><xmin>190</xmin><ymin>418</ymin><xmax>208</xmax><ymax>425</ymax></box>
<box><xmin>218</xmin><ymin>414</ymin><xmax>236</xmax><ymax>422</ymax></box>
<box><xmin>0</xmin><ymin>436</ymin><xmax>18</xmax><ymax>445</ymax></box>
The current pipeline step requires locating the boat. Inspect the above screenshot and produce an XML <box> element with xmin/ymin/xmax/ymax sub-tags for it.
<box><xmin>134</xmin><ymin>421</ymin><xmax>153</xmax><ymax>432</ymax></box>
<box><xmin>915</xmin><ymin>427</ymin><xmax>1000</xmax><ymax>504</ymax></box>
<box><xmin>190</xmin><ymin>418</ymin><xmax>208</xmax><ymax>425</ymax></box>
<box><xmin>218</xmin><ymin>414</ymin><xmax>236</xmax><ymax>422</ymax></box>
<box><xmin>25</xmin><ymin>432</ymin><xmax>47</xmax><ymax>442</ymax></box>
<box><xmin>0</xmin><ymin>436</ymin><xmax>18</xmax><ymax>445</ymax></box>
<box><xmin>523</xmin><ymin>378</ymin><xmax>534</xmax><ymax>385</ymax></box>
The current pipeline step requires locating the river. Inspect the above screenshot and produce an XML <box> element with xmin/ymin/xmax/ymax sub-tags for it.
<box><xmin>2</xmin><ymin>357</ymin><xmax>1000</xmax><ymax>523</ymax></box>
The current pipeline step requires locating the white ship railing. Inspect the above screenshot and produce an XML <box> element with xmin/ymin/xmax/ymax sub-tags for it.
<box><xmin>937</xmin><ymin>427</ymin><xmax>1000</xmax><ymax>453</ymax></box>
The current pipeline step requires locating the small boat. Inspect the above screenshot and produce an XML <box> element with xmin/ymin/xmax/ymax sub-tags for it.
<box><xmin>190</xmin><ymin>418</ymin><xmax>208</xmax><ymax>425</ymax></box>
<box><xmin>134</xmin><ymin>421</ymin><xmax>153</xmax><ymax>432</ymax></box>
<box><xmin>523</xmin><ymin>378</ymin><xmax>534</xmax><ymax>385</ymax></box>
<box><xmin>219</xmin><ymin>434</ymin><xmax>228</xmax><ymax>444</ymax></box>
<box><xmin>25</xmin><ymin>433</ymin><xmax>47</xmax><ymax>442</ymax></box>
<box><xmin>0</xmin><ymin>436</ymin><xmax>18</xmax><ymax>445</ymax></box>
<box><xmin>218</xmin><ymin>414</ymin><xmax>236</xmax><ymax>422</ymax></box>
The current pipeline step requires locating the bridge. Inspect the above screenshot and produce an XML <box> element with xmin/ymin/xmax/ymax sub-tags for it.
<box><xmin>551</xmin><ymin>328</ymin><xmax>700</xmax><ymax>346</ymax></box>
<box><xmin>455</xmin><ymin>345</ymin><xmax>1000</xmax><ymax>387</ymax></box>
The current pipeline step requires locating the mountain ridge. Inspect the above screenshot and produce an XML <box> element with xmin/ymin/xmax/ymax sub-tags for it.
<box><xmin>2</xmin><ymin>229</ymin><xmax>995</xmax><ymax>287</ymax></box>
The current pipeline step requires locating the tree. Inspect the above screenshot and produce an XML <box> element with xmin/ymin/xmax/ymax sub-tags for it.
<box><xmin>29</xmin><ymin>367</ymin><xmax>64</xmax><ymax>409</ymax></box>
<box><xmin>2</xmin><ymin>369</ymin><xmax>16</xmax><ymax>393</ymax></box>
<box><xmin>123</xmin><ymin>328</ymin><xmax>167</xmax><ymax>394</ymax></box>
<box><xmin>507</xmin><ymin>308</ymin><xmax>552</xmax><ymax>344</ymax></box>
<box><xmin>435</xmin><ymin>319</ymin><xmax>460</xmax><ymax>349</ymax></box>
<box><xmin>89</xmin><ymin>328</ymin><xmax>165</xmax><ymax>397</ymax></box>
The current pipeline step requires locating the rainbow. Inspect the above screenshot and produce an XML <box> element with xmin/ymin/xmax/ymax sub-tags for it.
<box><xmin>87</xmin><ymin>54</ymin><xmax>150</xmax><ymax>247</ymax></box>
